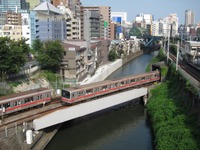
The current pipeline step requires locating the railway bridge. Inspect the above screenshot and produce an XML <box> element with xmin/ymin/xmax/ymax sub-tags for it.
<box><xmin>33</xmin><ymin>87</ymin><xmax>148</xmax><ymax>130</ymax></box>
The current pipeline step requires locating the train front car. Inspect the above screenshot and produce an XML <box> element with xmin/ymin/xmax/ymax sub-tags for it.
<box><xmin>61</xmin><ymin>89</ymin><xmax>72</xmax><ymax>105</ymax></box>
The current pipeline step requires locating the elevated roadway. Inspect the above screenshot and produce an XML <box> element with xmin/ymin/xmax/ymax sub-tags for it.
<box><xmin>33</xmin><ymin>88</ymin><xmax>147</xmax><ymax>131</ymax></box>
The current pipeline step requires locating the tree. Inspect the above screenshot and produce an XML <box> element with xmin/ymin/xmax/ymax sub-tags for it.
<box><xmin>108</xmin><ymin>50</ymin><xmax>117</xmax><ymax>62</ymax></box>
<box><xmin>32</xmin><ymin>39</ymin><xmax>43</xmax><ymax>52</ymax></box>
<box><xmin>37</xmin><ymin>40</ymin><xmax>64</xmax><ymax>73</ymax></box>
<box><xmin>0</xmin><ymin>37</ymin><xmax>30</xmax><ymax>81</ymax></box>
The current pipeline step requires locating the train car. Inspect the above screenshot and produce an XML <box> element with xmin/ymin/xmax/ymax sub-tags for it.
<box><xmin>0</xmin><ymin>88</ymin><xmax>52</xmax><ymax>115</ymax></box>
<box><xmin>61</xmin><ymin>70</ymin><xmax>160</xmax><ymax>105</ymax></box>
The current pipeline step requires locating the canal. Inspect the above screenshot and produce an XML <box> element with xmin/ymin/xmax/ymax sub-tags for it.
<box><xmin>45</xmin><ymin>51</ymin><xmax>158</xmax><ymax>150</ymax></box>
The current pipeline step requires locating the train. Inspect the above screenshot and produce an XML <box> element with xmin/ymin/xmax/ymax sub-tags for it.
<box><xmin>0</xmin><ymin>88</ymin><xmax>52</xmax><ymax>115</ymax></box>
<box><xmin>0</xmin><ymin>70</ymin><xmax>160</xmax><ymax>115</ymax></box>
<box><xmin>61</xmin><ymin>70</ymin><xmax>161</xmax><ymax>105</ymax></box>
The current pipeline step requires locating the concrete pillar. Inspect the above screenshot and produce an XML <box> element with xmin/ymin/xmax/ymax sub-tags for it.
<box><xmin>143</xmin><ymin>95</ymin><xmax>147</xmax><ymax>106</ymax></box>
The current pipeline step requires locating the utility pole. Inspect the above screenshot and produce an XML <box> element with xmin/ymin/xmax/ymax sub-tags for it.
<box><xmin>167</xmin><ymin>30</ymin><xmax>170</xmax><ymax>64</ymax></box>
<box><xmin>176</xmin><ymin>41</ymin><xmax>179</xmax><ymax>71</ymax></box>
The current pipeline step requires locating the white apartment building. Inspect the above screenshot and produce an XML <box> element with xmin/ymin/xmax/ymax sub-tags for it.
<box><xmin>0</xmin><ymin>24</ymin><xmax>22</xmax><ymax>41</ymax></box>
<box><xmin>158</xmin><ymin>14</ymin><xmax>179</xmax><ymax>37</ymax></box>
<box><xmin>21</xmin><ymin>13</ymin><xmax>31</xmax><ymax>46</ymax></box>
<box><xmin>134</xmin><ymin>13</ymin><xmax>153</xmax><ymax>29</ymax></box>
<box><xmin>151</xmin><ymin>21</ymin><xmax>159</xmax><ymax>36</ymax></box>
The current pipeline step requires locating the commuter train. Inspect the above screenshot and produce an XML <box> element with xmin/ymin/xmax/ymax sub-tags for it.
<box><xmin>61</xmin><ymin>70</ymin><xmax>161</xmax><ymax>105</ymax></box>
<box><xmin>0</xmin><ymin>88</ymin><xmax>52</xmax><ymax>115</ymax></box>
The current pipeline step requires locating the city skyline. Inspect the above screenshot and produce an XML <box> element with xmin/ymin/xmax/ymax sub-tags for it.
<box><xmin>81</xmin><ymin>0</ymin><xmax>200</xmax><ymax>25</ymax></box>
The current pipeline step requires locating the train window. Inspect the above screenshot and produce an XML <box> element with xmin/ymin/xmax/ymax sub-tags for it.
<box><xmin>3</xmin><ymin>103</ymin><xmax>10</xmax><ymax>109</ymax></box>
<box><xmin>102</xmin><ymin>86</ymin><xmax>107</xmax><ymax>90</ymax></box>
<box><xmin>125</xmin><ymin>80</ymin><xmax>129</xmax><ymax>84</ymax></box>
<box><xmin>110</xmin><ymin>84</ymin><xmax>115</xmax><ymax>88</ymax></box>
<box><xmin>0</xmin><ymin>105</ymin><xmax>2</xmax><ymax>108</ymax></box>
<box><xmin>15</xmin><ymin>101</ymin><xmax>18</xmax><ymax>106</ymax></box>
<box><xmin>38</xmin><ymin>96</ymin><xmax>40</xmax><ymax>100</ymax></box>
<box><xmin>86</xmin><ymin>89</ymin><xmax>93</xmax><ymax>94</ymax></box>
<box><xmin>40</xmin><ymin>95</ymin><xmax>42</xmax><ymax>99</ymax></box>
<box><xmin>18</xmin><ymin>100</ymin><xmax>21</xmax><ymax>105</ymax></box>
<box><xmin>141</xmin><ymin>77</ymin><xmax>145</xmax><ymax>80</ymax></box>
<box><xmin>31</xmin><ymin>97</ymin><xmax>33</xmax><ymax>101</ymax></box>
<box><xmin>25</xmin><ymin>98</ymin><xmax>30</xmax><ymax>103</ymax></box>
<box><xmin>115</xmin><ymin>83</ymin><xmax>118</xmax><ymax>87</ymax></box>
<box><xmin>146</xmin><ymin>76</ymin><xmax>150</xmax><ymax>79</ymax></box>
<box><xmin>62</xmin><ymin>90</ymin><xmax>70</xmax><ymax>99</ymax></box>
<box><xmin>131</xmin><ymin>79</ymin><xmax>135</xmax><ymax>82</ymax></box>
<box><xmin>120</xmin><ymin>81</ymin><xmax>124</xmax><ymax>85</ymax></box>
<box><xmin>95</xmin><ymin>88</ymin><xmax>99</xmax><ymax>92</ymax></box>
<box><xmin>79</xmin><ymin>91</ymin><xmax>83</xmax><ymax>96</ymax></box>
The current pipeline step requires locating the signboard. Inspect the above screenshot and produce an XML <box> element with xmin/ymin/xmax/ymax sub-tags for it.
<box><xmin>104</xmin><ymin>21</ymin><xmax>108</xmax><ymax>28</ymax></box>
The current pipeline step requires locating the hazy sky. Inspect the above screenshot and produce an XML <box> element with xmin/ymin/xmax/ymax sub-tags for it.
<box><xmin>81</xmin><ymin>0</ymin><xmax>200</xmax><ymax>24</ymax></box>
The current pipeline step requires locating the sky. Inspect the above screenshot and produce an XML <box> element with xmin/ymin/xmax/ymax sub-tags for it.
<box><xmin>81</xmin><ymin>0</ymin><xmax>200</xmax><ymax>25</ymax></box>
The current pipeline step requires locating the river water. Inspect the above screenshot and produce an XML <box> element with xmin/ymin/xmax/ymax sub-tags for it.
<box><xmin>45</xmin><ymin>51</ymin><xmax>158</xmax><ymax>150</ymax></box>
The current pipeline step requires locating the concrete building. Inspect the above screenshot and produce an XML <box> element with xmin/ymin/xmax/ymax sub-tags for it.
<box><xmin>158</xmin><ymin>14</ymin><xmax>178</xmax><ymax>38</ymax></box>
<box><xmin>185</xmin><ymin>10</ymin><xmax>195</xmax><ymax>27</ymax></box>
<box><xmin>0</xmin><ymin>0</ymin><xmax>29</xmax><ymax>12</ymax></box>
<box><xmin>110</xmin><ymin>22</ymin><xmax>117</xmax><ymax>40</ymax></box>
<box><xmin>82</xmin><ymin>6</ymin><xmax>111</xmax><ymax>39</ymax></box>
<box><xmin>30</xmin><ymin>1</ymin><xmax>66</xmax><ymax>45</ymax></box>
<box><xmin>0</xmin><ymin>11</ymin><xmax>22</xmax><ymax>41</ymax></box>
<box><xmin>134</xmin><ymin>13</ymin><xmax>153</xmax><ymax>32</ymax></box>
<box><xmin>21</xmin><ymin>13</ymin><xmax>31</xmax><ymax>45</ymax></box>
<box><xmin>6</xmin><ymin>11</ymin><xmax>22</xmax><ymax>25</ymax></box>
<box><xmin>0</xmin><ymin>24</ymin><xmax>22</xmax><ymax>41</ymax></box>
<box><xmin>151</xmin><ymin>21</ymin><xmax>159</xmax><ymax>36</ymax></box>
<box><xmin>183</xmin><ymin>41</ymin><xmax>200</xmax><ymax>65</ymax></box>
<box><xmin>60</xmin><ymin>39</ymin><xmax>110</xmax><ymax>82</ymax></box>
<box><xmin>0</xmin><ymin>12</ymin><xmax>6</xmax><ymax>26</ymax></box>
<box><xmin>111</xmin><ymin>12</ymin><xmax>127</xmax><ymax>26</ymax></box>
<box><xmin>99</xmin><ymin>6</ymin><xmax>111</xmax><ymax>39</ymax></box>
<box><xmin>57</xmin><ymin>0</ymin><xmax>81</xmax><ymax>40</ymax></box>
<box><xmin>60</xmin><ymin>42</ymin><xmax>88</xmax><ymax>82</ymax></box>
<box><xmin>83</xmin><ymin>9</ymin><xmax>101</xmax><ymax>40</ymax></box>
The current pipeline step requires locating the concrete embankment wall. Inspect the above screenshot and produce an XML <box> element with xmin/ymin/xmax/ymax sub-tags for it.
<box><xmin>81</xmin><ymin>50</ymin><xmax>146</xmax><ymax>85</ymax></box>
<box><xmin>122</xmin><ymin>50</ymin><xmax>144</xmax><ymax>65</ymax></box>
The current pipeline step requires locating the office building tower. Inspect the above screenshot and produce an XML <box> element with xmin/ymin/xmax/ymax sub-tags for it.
<box><xmin>0</xmin><ymin>0</ymin><xmax>29</xmax><ymax>12</ymax></box>
<box><xmin>185</xmin><ymin>10</ymin><xmax>195</xmax><ymax>27</ymax></box>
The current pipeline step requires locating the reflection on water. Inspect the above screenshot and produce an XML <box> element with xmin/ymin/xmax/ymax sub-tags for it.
<box><xmin>45</xmin><ymin>51</ymin><xmax>158</xmax><ymax>150</ymax></box>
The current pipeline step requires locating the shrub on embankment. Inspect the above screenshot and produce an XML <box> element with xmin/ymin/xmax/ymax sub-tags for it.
<box><xmin>146</xmin><ymin>48</ymin><xmax>168</xmax><ymax>77</ymax></box>
<box><xmin>147</xmin><ymin>66</ymin><xmax>200</xmax><ymax>150</ymax></box>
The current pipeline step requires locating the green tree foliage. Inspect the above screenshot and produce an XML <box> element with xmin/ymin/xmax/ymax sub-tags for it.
<box><xmin>0</xmin><ymin>37</ymin><xmax>30</xmax><ymax>81</ymax></box>
<box><xmin>147</xmin><ymin>67</ymin><xmax>200</xmax><ymax>149</ymax></box>
<box><xmin>170</xmin><ymin>44</ymin><xmax>177</xmax><ymax>56</ymax></box>
<box><xmin>37</xmin><ymin>40</ymin><xmax>64</xmax><ymax>73</ymax></box>
<box><xmin>108</xmin><ymin>50</ymin><xmax>117</xmax><ymax>62</ymax></box>
<box><xmin>32</xmin><ymin>39</ymin><xmax>43</xmax><ymax>51</ymax></box>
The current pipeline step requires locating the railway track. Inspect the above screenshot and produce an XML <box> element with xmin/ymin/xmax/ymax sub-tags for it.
<box><xmin>0</xmin><ymin>101</ymin><xmax>66</xmax><ymax>131</ymax></box>
<box><xmin>169</xmin><ymin>53</ymin><xmax>200</xmax><ymax>83</ymax></box>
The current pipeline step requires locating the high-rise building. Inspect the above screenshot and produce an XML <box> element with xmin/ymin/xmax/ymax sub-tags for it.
<box><xmin>185</xmin><ymin>10</ymin><xmax>195</xmax><ymax>27</ymax></box>
<box><xmin>83</xmin><ymin>9</ymin><xmax>101</xmax><ymax>40</ymax></box>
<box><xmin>56</xmin><ymin>0</ymin><xmax>82</xmax><ymax>40</ymax></box>
<box><xmin>26</xmin><ymin>0</ymin><xmax>40</xmax><ymax>10</ymax></box>
<box><xmin>0</xmin><ymin>0</ymin><xmax>29</xmax><ymax>12</ymax></box>
<box><xmin>99</xmin><ymin>6</ymin><xmax>111</xmax><ymax>39</ymax></box>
